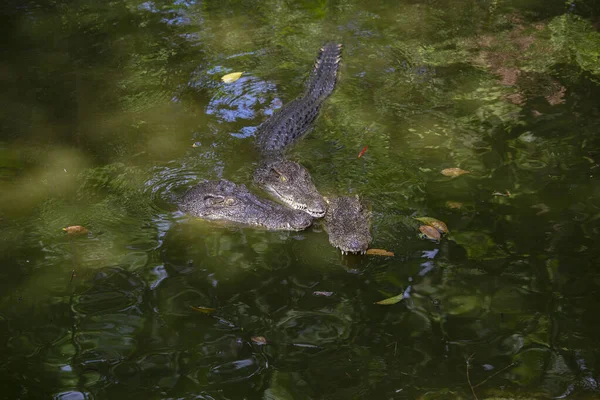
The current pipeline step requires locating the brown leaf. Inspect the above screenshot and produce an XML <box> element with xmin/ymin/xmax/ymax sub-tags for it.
<box><xmin>63</xmin><ymin>225</ymin><xmax>89</xmax><ymax>236</ymax></box>
<box><xmin>415</xmin><ymin>217</ymin><xmax>449</xmax><ymax>234</ymax></box>
<box><xmin>251</xmin><ymin>336</ymin><xmax>268</xmax><ymax>345</ymax></box>
<box><xmin>419</xmin><ymin>225</ymin><xmax>441</xmax><ymax>241</ymax></box>
<box><xmin>366</xmin><ymin>248</ymin><xmax>395</xmax><ymax>257</ymax></box>
<box><xmin>441</xmin><ymin>168</ymin><xmax>470</xmax><ymax>177</ymax></box>
<box><xmin>190</xmin><ymin>306</ymin><xmax>216</xmax><ymax>314</ymax></box>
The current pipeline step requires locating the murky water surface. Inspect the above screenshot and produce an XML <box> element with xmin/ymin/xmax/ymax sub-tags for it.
<box><xmin>2</xmin><ymin>0</ymin><xmax>600</xmax><ymax>398</ymax></box>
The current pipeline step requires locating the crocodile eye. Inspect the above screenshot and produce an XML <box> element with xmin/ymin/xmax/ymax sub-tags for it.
<box><xmin>225</xmin><ymin>198</ymin><xmax>236</xmax><ymax>206</ymax></box>
<box><xmin>204</xmin><ymin>195</ymin><xmax>224</xmax><ymax>205</ymax></box>
<box><xmin>270</xmin><ymin>167</ymin><xmax>287</xmax><ymax>182</ymax></box>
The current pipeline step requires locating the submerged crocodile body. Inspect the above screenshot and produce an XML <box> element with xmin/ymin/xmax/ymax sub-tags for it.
<box><xmin>256</xmin><ymin>43</ymin><xmax>342</xmax><ymax>154</ymax></box>
<box><xmin>179</xmin><ymin>42</ymin><xmax>373</xmax><ymax>252</ymax></box>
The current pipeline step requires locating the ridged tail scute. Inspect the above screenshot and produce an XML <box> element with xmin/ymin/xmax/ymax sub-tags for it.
<box><xmin>304</xmin><ymin>42</ymin><xmax>342</xmax><ymax>101</ymax></box>
<box><xmin>256</xmin><ymin>42</ymin><xmax>342</xmax><ymax>154</ymax></box>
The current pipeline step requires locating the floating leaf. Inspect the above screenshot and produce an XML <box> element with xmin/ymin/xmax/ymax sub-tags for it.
<box><xmin>313</xmin><ymin>291</ymin><xmax>334</xmax><ymax>297</ymax></box>
<box><xmin>375</xmin><ymin>293</ymin><xmax>404</xmax><ymax>305</ymax></box>
<box><xmin>251</xmin><ymin>336</ymin><xmax>268</xmax><ymax>345</ymax></box>
<box><xmin>63</xmin><ymin>225</ymin><xmax>88</xmax><ymax>236</ymax></box>
<box><xmin>190</xmin><ymin>306</ymin><xmax>216</xmax><ymax>314</ymax></box>
<box><xmin>366</xmin><ymin>248</ymin><xmax>395</xmax><ymax>257</ymax></box>
<box><xmin>419</xmin><ymin>225</ymin><xmax>441</xmax><ymax>241</ymax></box>
<box><xmin>492</xmin><ymin>189</ymin><xmax>511</xmax><ymax>197</ymax></box>
<box><xmin>221</xmin><ymin>72</ymin><xmax>243</xmax><ymax>83</ymax></box>
<box><xmin>357</xmin><ymin>146</ymin><xmax>368</xmax><ymax>158</ymax></box>
<box><xmin>446</xmin><ymin>201</ymin><xmax>463</xmax><ymax>209</ymax></box>
<box><xmin>415</xmin><ymin>217</ymin><xmax>449</xmax><ymax>234</ymax></box>
<box><xmin>441</xmin><ymin>168</ymin><xmax>470</xmax><ymax>177</ymax></box>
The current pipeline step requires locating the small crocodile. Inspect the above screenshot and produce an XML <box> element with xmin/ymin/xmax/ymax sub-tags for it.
<box><xmin>179</xmin><ymin>179</ymin><xmax>312</xmax><ymax>231</ymax></box>
<box><xmin>324</xmin><ymin>196</ymin><xmax>372</xmax><ymax>254</ymax></box>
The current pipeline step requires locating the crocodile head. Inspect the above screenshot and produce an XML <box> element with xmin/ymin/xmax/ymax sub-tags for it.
<box><xmin>178</xmin><ymin>179</ymin><xmax>313</xmax><ymax>231</ymax></box>
<box><xmin>254</xmin><ymin>160</ymin><xmax>326</xmax><ymax>218</ymax></box>
<box><xmin>324</xmin><ymin>195</ymin><xmax>373</xmax><ymax>254</ymax></box>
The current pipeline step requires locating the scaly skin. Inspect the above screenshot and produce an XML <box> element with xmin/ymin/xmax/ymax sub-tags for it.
<box><xmin>255</xmin><ymin>43</ymin><xmax>342</xmax><ymax>154</ymax></box>
<box><xmin>253</xmin><ymin>43</ymin><xmax>338</xmax><ymax>218</ymax></box>
<box><xmin>324</xmin><ymin>195</ymin><xmax>373</xmax><ymax>254</ymax></box>
<box><xmin>179</xmin><ymin>179</ymin><xmax>313</xmax><ymax>231</ymax></box>
<box><xmin>254</xmin><ymin>160</ymin><xmax>326</xmax><ymax>218</ymax></box>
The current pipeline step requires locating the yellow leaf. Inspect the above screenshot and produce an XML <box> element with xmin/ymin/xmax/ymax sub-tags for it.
<box><xmin>441</xmin><ymin>168</ymin><xmax>470</xmax><ymax>177</ymax></box>
<box><xmin>415</xmin><ymin>217</ymin><xmax>449</xmax><ymax>234</ymax></box>
<box><xmin>419</xmin><ymin>225</ymin><xmax>441</xmax><ymax>241</ymax></box>
<box><xmin>375</xmin><ymin>293</ymin><xmax>404</xmax><ymax>305</ymax></box>
<box><xmin>62</xmin><ymin>225</ymin><xmax>88</xmax><ymax>236</ymax></box>
<box><xmin>221</xmin><ymin>72</ymin><xmax>243</xmax><ymax>83</ymax></box>
<box><xmin>190</xmin><ymin>306</ymin><xmax>216</xmax><ymax>314</ymax></box>
<box><xmin>251</xmin><ymin>336</ymin><xmax>268</xmax><ymax>345</ymax></box>
<box><xmin>366</xmin><ymin>248</ymin><xmax>395</xmax><ymax>257</ymax></box>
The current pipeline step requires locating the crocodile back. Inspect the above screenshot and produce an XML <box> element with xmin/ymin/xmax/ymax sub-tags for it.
<box><xmin>304</xmin><ymin>42</ymin><xmax>342</xmax><ymax>101</ymax></box>
<box><xmin>256</xmin><ymin>42</ymin><xmax>342</xmax><ymax>154</ymax></box>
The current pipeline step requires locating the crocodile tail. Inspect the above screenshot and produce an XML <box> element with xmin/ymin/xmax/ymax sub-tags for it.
<box><xmin>304</xmin><ymin>42</ymin><xmax>342</xmax><ymax>101</ymax></box>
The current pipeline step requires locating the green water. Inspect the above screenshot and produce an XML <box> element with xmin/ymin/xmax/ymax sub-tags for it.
<box><xmin>2</xmin><ymin>0</ymin><xmax>600</xmax><ymax>398</ymax></box>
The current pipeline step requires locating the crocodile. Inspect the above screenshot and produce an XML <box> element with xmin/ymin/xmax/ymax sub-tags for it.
<box><xmin>324</xmin><ymin>196</ymin><xmax>372</xmax><ymax>254</ymax></box>
<box><xmin>179</xmin><ymin>179</ymin><xmax>312</xmax><ymax>231</ymax></box>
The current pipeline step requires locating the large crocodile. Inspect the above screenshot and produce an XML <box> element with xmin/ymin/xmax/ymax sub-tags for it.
<box><xmin>179</xmin><ymin>43</ymin><xmax>373</xmax><ymax>252</ymax></box>
<box><xmin>179</xmin><ymin>179</ymin><xmax>312</xmax><ymax>231</ymax></box>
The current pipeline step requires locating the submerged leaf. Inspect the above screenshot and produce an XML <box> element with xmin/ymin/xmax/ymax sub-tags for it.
<box><xmin>221</xmin><ymin>72</ymin><xmax>243</xmax><ymax>83</ymax></box>
<box><xmin>63</xmin><ymin>226</ymin><xmax>89</xmax><ymax>236</ymax></box>
<box><xmin>419</xmin><ymin>225</ymin><xmax>441</xmax><ymax>241</ymax></box>
<box><xmin>357</xmin><ymin>146</ymin><xmax>368</xmax><ymax>158</ymax></box>
<box><xmin>441</xmin><ymin>168</ymin><xmax>470</xmax><ymax>177</ymax></box>
<box><xmin>446</xmin><ymin>201</ymin><xmax>463</xmax><ymax>209</ymax></box>
<box><xmin>415</xmin><ymin>217</ymin><xmax>449</xmax><ymax>233</ymax></box>
<box><xmin>190</xmin><ymin>306</ymin><xmax>216</xmax><ymax>314</ymax></box>
<box><xmin>313</xmin><ymin>291</ymin><xmax>334</xmax><ymax>297</ymax></box>
<box><xmin>375</xmin><ymin>293</ymin><xmax>404</xmax><ymax>305</ymax></box>
<box><xmin>251</xmin><ymin>336</ymin><xmax>268</xmax><ymax>345</ymax></box>
<box><xmin>366</xmin><ymin>248</ymin><xmax>395</xmax><ymax>257</ymax></box>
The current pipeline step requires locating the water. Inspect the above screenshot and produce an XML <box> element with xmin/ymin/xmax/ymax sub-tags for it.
<box><xmin>2</xmin><ymin>0</ymin><xmax>600</xmax><ymax>398</ymax></box>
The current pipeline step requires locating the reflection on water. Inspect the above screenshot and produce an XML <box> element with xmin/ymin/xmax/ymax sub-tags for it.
<box><xmin>2</xmin><ymin>0</ymin><xmax>600</xmax><ymax>398</ymax></box>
